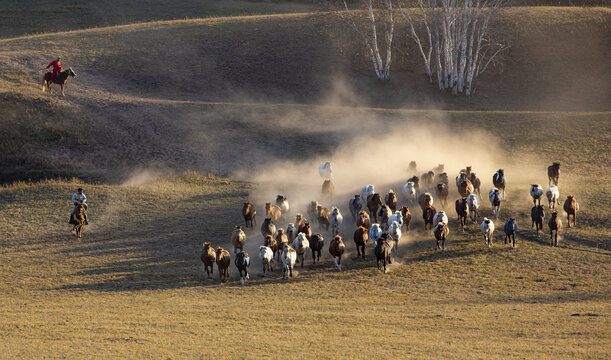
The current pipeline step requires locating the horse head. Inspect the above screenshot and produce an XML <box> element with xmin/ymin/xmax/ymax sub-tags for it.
<box><xmin>65</xmin><ymin>67</ymin><xmax>77</xmax><ymax>77</ymax></box>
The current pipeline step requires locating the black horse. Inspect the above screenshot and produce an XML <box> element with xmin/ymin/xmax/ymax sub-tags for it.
<box><xmin>374</xmin><ymin>234</ymin><xmax>393</xmax><ymax>273</ymax></box>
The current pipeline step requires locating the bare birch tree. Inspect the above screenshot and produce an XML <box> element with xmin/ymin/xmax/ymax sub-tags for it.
<box><xmin>398</xmin><ymin>0</ymin><xmax>508</xmax><ymax>95</ymax></box>
<box><xmin>342</xmin><ymin>0</ymin><xmax>395</xmax><ymax>80</ymax></box>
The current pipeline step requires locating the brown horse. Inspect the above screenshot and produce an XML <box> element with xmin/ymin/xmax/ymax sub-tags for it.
<box><xmin>200</xmin><ymin>242</ymin><xmax>216</xmax><ymax>279</ymax></box>
<box><xmin>42</xmin><ymin>67</ymin><xmax>76</xmax><ymax>96</ymax></box>
<box><xmin>356</xmin><ymin>211</ymin><xmax>372</xmax><ymax>230</ymax></box>
<box><xmin>423</xmin><ymin>205</ymin><xmax>437</xmax><ymax>231</ymax></box>
<box><xmin>298</xmin><ymin>221</ymin><xmax>312</xmax><ymax>240</ymax></box>
<box><xmin>458</xmin><ymin>179</ymin><xmax>474</xmax><ymax>198</ymax></box>
<box><xmin>71</xmin><ymin>203</ymin><xmax>85</xmax><ymax>238</ymax></box>
<box><xmin>385</xmin><ymin>190</ymin><xmax>397</xmax><ymax>212</ymax></box>
<box><xmin>563</xmin><ymin>195</ymin><xmax>579</xmax><ymax>228</ymax></box>
<box><xmin>548</xmin><ymin>212</ymin><xmax>562</xmax><ymax>247</ymax></box>
<box><xmin>353</xmin><ymin>226</ymin><xmax>369</xmax><ymax>259</ymax></box>
<box><xmin>418</xmin><ymin>192</ymin><xmax>434</xmax><ymax>212</ymax></box>
<box><xmin>242</xmin><ymin>202</ymin><xmax>256</xmax><ymax>229</ymax></box>
<box><xmin>469</xmin><ymin>173</ymin><xmax>481</xmax><ymax>196</ymax></box>
<box><xmin>455</xmin><ymin>198</ymin><xmax>469</xmax><ymax>231</ymax></box>
<box><xmin>548</xmin><ymin>162</ymin><xmax>560</xmax><ymax>185</ymax></box>
<box><xmin>216</xmin><ymin>247</ymin><xmax>231</xmax><ymax>282</ymax></box>
<box><xmin>329</xmin><ymin>235</ymin><xmax>345</xmax><ymax>271</ymax></box>
<box><xmin>435</xmin><ymin>183</ymin><xmax>448</xmax><ymax>208</ymax></box>
<box><xmin>322</xmin><ymin>179</ymin><xmax>335</xmax><ymax>198</ymax></box>
<box><xmin>231</xmin><ymin>225</ymin><xmax>245</xmax><ymax>254</ymax></box>
<box><xmin>272</xmin><ymin>231</ymin><xmax>286</xmax><ymax>262</ymax></box>
<box><xmin>367</xmin><ymin>193</ymin><xmax>383</xmax><ymax>222</ymax></box>
<box><xmin>316</xmin><ymin>205</ymin><xmax>330</xmax><ymax>232</ymax></box>
<box><xmin>400</xmin><ymin>206</ymin><xmax>412</xmax><ymax>231</ymax></box>
<box><xmin>265</xmin><ymin>202</ymin><xmax>282</xmax><ymax>223</ymax></box>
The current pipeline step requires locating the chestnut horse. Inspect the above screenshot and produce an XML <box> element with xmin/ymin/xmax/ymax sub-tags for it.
<box><xmin>71</xmin><ymin>203</ymin><xmax>85</xmax><ymax>238</ymax></box>
<box><xmin>242</xmin><ymin>202</ymin><xmax>256</xmax><ymax>229</ymax></box>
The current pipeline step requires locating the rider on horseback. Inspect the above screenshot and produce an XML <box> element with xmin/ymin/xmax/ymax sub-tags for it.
<box><xmin>70</xmin><ymin>187</ymin><xmax>89</xmax><ymax>225</ymax></box>
<box><xmin>46</xmin><ymin>56</ymin><xmax>61</xmax><ymax>82</ymax></box>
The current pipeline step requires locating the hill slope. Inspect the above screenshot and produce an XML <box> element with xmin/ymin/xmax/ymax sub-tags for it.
<box><xmin>0</xmin><ymin>172</ymin><xmax>609</xmax><ymax>358</ymax></box>
<box><xmin>0</xmin><ymin>8</ymin><xmax>609</xmax><ymax>182</ymax></box>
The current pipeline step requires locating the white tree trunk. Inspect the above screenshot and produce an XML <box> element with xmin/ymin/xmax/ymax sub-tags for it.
<box><xmin>400</xmin><ymin>0</ymin><xmax>507</xmax><ymax>95</ymax></box>
<box><xmin>343</xmin><ymin>0</ymin><xmax>394</xmax><ymax>81</ymax></box>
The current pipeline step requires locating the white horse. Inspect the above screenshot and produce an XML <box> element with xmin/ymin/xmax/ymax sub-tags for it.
<box><xmin>488</xmin><ymin>188</ymin><xmax>502</xmax><ymax>220</ymax></box>
<box><xmin>388</xmin><ymin>221</ymin><xmax>402</xmax><ymax>254</ymax></box>
<box><xmin>387</xmin><ymin>211</ymin><xmax>403</xmax><ymax>228</ymax></box>
<box><xmin>330</xmin><ymin>207</ymin><xmax>343</xmax><ymax>236</ymax></box>
<box><xmin>530</xmin><ymin>184</ymin><xmax>544</xmax><ymax>206</ymax></box>
<box><xmin>292</xmin><ymin>233</ymin><xmax>310</xmax><ymax>268</ymax></box>
<box><xmin>402</xmin><ymin>181</ymin><xmax>417</xmax><ymax>203</ymax></box>
<box><xmin>481</xmin><ymin>217</ymin><xmax>495</xmax><ymax>247</ymax></box>
<box><xmin>467</xmin><ymin>194</ymin><xmax>480</xmax><ymax>222</ymax></box>
<box><xmin>368</xmin><ymin>223</ymin><xmax>383</xmax><ymax>244</ymax></box>
<box><xmin>361</xmin><ymin>184</ymin><xmax>375</xmax><ymax>202</ymax></box>
<box><xmin>546</xmin><ymin>185</ymin><xmax>560</xmax><ymax>209</ymax></box>
<box><xmin>433</xmin><ymin>211</ymin><xmax>448</xmax><ymax>226</ymax></box>
<box><xmin>259</xmin><ymin>246</ymin><xmax>274</xmax><ymax>275</ymax></box>
<box><xmin>318</xmin><ymin>161</ymin><xmax>333</xmax><ymax>179</ymax></box>
<box><xmin>282</xmin><ymin>245</ymin><xmax>297</xmax><ymax>279</ymax></box>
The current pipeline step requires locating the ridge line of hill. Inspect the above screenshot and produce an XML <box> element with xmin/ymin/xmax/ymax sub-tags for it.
<box><xmin>0</xmin><ymin>12</ymin><xmax>326</xmax><ymax>44</ymax></box>
<box><xmin>2</xmin><ymin>6</ymin><xmax>607</xmax><ymax>44</ymax></box>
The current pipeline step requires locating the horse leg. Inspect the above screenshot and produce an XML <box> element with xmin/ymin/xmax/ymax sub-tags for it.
<box><xmin>567</xmin><ymin>214</ymin><xmax>571</xmax><ymax>228</ymax></box>
<box><xmin>550</xmin><ymin>230</ymin><xmax>554</xmax><ymax>246</ymax></box>
<box><xmin>442</xmin><ymin>239</ymin><xmax>445</xmax><ymax>252</ymax></box>
<box><xmin>61</xmin><ymin>83</ymin><xmax>65</xmax><ymax>96</ymax></box>
<box><xmin>573</xmin><ymin>213</ymin><xmax>577</xmax><ymax>227</ymax></box>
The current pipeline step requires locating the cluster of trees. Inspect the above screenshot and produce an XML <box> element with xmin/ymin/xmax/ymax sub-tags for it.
<box><xmin>341</xmin><ymin>0</ymin><xmax>508</xmax><ymax>95</ymax></box>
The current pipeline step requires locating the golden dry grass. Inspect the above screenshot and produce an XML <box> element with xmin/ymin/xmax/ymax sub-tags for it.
<box><xmin>1</xmin><ymin>107</ymin><xmax>610</xmax><ymax>358</ymax></box>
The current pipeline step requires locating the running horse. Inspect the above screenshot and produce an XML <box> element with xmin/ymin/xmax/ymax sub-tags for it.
<box><xmin>71</xmin><ymin>203</ymin><xmax>85</xmax><ymax>238</ymax></box>
<box><xmin>42</xmin><ymin>67</ymin><xmax>76</xmax><ymax>96</ymax></box>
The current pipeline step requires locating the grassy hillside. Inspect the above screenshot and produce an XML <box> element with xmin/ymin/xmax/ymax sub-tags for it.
<box><xmin>0</xmin><ymin>0</ymin><xmax>314</xmax><ymax>39</ymax></box>
<box><xmin>1</xmin><ymin>8</ymin><xmax>609</xmax><ymax>110</ymax></box>
<box><xmin>0</xmin><ymin>8</ymin><xmax>609</xmax><ymax>182</ymax></box>
<box><xmin>0</xmin><ymin>169</ymin><xmax>609</xmax><ymax>358</ymax></box>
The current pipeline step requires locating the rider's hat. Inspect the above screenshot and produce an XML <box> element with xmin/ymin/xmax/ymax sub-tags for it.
<box><xmin>77</xmin><ymin>187</ymin><xmax>83</xmax><ymax>191</ymax></box>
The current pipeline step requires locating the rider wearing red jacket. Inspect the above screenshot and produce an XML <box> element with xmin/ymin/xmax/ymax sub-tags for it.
<box><xmin>46</xmin><ymin>56</ymin><xmax>62</xmax><ymax>81</ymax></box>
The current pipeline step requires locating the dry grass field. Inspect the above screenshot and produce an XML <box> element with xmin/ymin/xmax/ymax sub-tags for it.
<box><xmin>0</xmin><ymin>3</ymin><xmax>610</xmax><ymax>359</ymax></box>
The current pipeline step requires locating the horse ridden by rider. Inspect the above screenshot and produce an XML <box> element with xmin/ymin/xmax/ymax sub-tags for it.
<box><xmin>70</xmin><ymin>187</ymin><xmax>89</xmax><ymax>228</ymax></box>
<box><xmin>42</xmin><ymin>56</ymin><xmax>76</xmax><ymax>95</ymax></box>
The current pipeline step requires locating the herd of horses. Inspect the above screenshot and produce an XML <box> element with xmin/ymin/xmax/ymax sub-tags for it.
<box><xmin>200</xmin><ymin>161</ymin><xmax>579</xmax><ymax>283</ymax></box>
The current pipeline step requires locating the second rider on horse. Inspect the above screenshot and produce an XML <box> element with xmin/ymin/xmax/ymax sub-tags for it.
<box><xmin>70</xmin><ymin>187</ymin><xmax>89</xmax><ymax>225</ymax></box>
<box><xmin>46</xmin><ymin>56</ymin><xmax>61</xmax><ymax>82</ymax></box>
